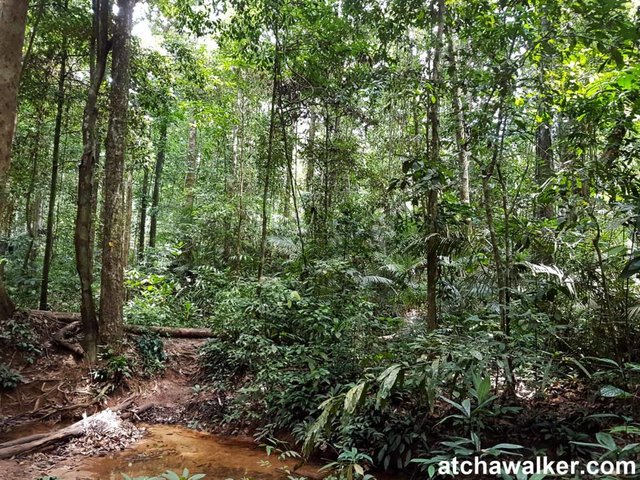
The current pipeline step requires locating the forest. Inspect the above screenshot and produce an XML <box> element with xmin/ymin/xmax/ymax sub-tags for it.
<box><xmin>1</xmin><ymin>0</ymin><xmax>640</xmax><ymax>478</ymax></box>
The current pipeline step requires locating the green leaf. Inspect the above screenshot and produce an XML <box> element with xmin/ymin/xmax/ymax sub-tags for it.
<box><xmin>490</xmin><ymin>443</ymin><xmax>525</xmax><ymax>450</ymax></box>
<box><xmin>376</xmin><ymin>364</ymin><xmax>403</xmax><ymax>407</ymax></box>
<box><xmin>344</xmin><ymin>382</ymin><xmax>367</xmax><ymax>415</ymax></box>
<box><xmin>475</xmin><ymin>376</ymin><xmax>491</xmax><ymax>402</ymax></box>
<box><xmin>600</xmin><ymin>385</ymin><xmax>632</xmax><ymax>399</ymax></box>
<box><xmin>596</xmin><ymin>432</ymin><xmax>617</xmax><ymax>451</ymax></box>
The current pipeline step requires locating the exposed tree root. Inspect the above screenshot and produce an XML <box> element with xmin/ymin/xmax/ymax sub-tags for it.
<box><xmin>52</xmin><ymin>320</ymin><xmax>84</xmax><ymax>356</ymax></box>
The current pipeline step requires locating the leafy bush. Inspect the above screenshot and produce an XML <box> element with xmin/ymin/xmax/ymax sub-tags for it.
<box><xmin>198</xmin><ymin>261</ymin><xmax>392</xmax><ymax>436</ymax></box>
<box><xmin>91</xmin><ymin>348</ymin><xmax>133</xmax><ymax>392</ymax></box>
<box><xmin>135</xmin><ymin>333</ymin><xmax>167</xmax><ymax>376</ymax></box>
<box><xmin>0</xmin><ymin>363</ymin><xmax>22</xmax><ymax>390</ymax></box>
<box><xmin>0</xmin><ymin>318</ymin><xmax>42</xmax><ymax>364</ymax></box>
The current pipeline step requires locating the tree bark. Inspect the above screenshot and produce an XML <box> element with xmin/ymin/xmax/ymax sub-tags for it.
<box><xmin>100</xmin><ymin>0</ymin><xmax>135</xmax><ymax>350</ymax></box>
<box><xmin>0</xmin><ymin>0</ymin><xmax>29</xmax><ymax>322</ymax></box>
<box><xmin>75</xmin><ymin>0</ymin><xmax>110</xmax><ymax>362</ymax></box>
<box><xmin>149</xmin><ymin>118</ymin><xmax>167</xmax><ymax>249</ymax></box>
<box><xmin>40</xmin><ymin>35</ymin><xmax>68</xmax><ymax>309</ymax></box>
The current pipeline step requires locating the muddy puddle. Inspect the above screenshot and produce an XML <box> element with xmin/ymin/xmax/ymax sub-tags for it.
<box><xmin>48</xmin><ymin>424</ymin><xmax>324</xmax><ymax>480</ymax></box>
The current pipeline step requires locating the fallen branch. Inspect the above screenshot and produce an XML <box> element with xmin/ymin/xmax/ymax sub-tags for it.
<box><xmin>29</xmin><ymin>310</ymin><xmax>214</xmax><ymax>338</ymax></box>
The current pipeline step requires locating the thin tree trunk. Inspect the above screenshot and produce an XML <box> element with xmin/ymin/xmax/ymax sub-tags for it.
<box><xmin>75</xmin><ymin>0</ymin><xmax>110</xmax><ymax>362</ymax></box>
<box><xmin>137</xmin><ymin>165</ymin><xmax>149</xmax><ymax>261</ymax></box>
<box><xmin>123</xmin><ymin>171</ymin><xmax>133</xmax><ymax>266</ymax></box>
<box><xmin>447</xmin><ymin>36</ymin><xmax>470</xmax><ymax>205</ymax></box>
<box><xmin>19</xmin><ymin>0</ymin><xmax>45</xmax><ymax>84</ymax></box>
<box><xmin>23</xmin><ymin>124</ymin><xmax>42</xmax><ymax>274</ymax></box>
<box><xmin>183</xmin><ymin>118</ymin><xmax>198</xmax><ymax>217</ymax></box>
<box><xmin>99</xmin><ymin>0</ymin><xmax>134</xmax><ymax>350</ymax></box>
<box><xmin>233</xmin><ymin>94</ymin><xmax>246</xmax><ymax>271</ymax></box>
<box><xmin>149</xmin><ymin>118</ymin><xmax>167</xmax><ymax>249</ymax></box>
<box><xmin>257</xmin><ymin>23</ymin><xmax>280</xmax><ymax>281</ymax></box>
<box><xmin>40</xmin><ymin>38</ymin><xmax>68</xmax><ymax>309</ymax></box>
<box><xmin>0</xmin><ymin>0</ymin><xmax>29</xmax><ymax>322</ymax></box>
<box><xmin>279</xmin><ymin>108</ymin><xmax>307</xmax><ymax>270</ymax></box>
<box><xmin>425</xmin><ymin>0</ymin><xmax>445</xmax><ymax>331</ymax></box>
<box><xmin>482</xmin><ymin>111</ymin><xmax>509</xmax><ymax>335</ymax></box>
<box><xmin>305</xmin><ymin>109</ymin><xmax>316</xmax><ymax>193</ymax></box>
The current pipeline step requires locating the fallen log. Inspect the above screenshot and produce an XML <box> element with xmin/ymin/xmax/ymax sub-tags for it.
<box><xmin>0</xmin><ymin>397</ymin><xmax>137</xmax><ymax>459</ymax></box>
<box><xmin>0</xmin><ymin>413</ymin><xmax>91</xmax><ymax>459</ymax></box>
<box><xmin>29</xmin><ymin>310</ymin><xmax>214</xmax><ymax>338</ymax></box>
<box><xmin>123</xmin><ymin>324</ymin><xmax>213</xmax><ymax>338</ymax></box>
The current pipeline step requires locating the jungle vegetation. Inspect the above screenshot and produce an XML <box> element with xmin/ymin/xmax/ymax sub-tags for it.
<box><xmin>1</xmin><ymin>0</ymin><xmax>640</xmax><ymax>478</ymax></box>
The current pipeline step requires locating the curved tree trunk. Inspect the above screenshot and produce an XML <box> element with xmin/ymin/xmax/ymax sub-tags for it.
<box><xmin>0</xmin><ymin>0</ymin><xmax>29</xmax><ymax>322</ymax></box>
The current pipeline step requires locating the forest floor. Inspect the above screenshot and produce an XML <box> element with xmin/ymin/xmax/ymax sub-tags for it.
<box><xmin>0</xmin><ymin>313</ymin><xmax>634</xmax><ymax>479</ymax></box>
<box><xmin>0</xmin><ymin>312</ymin><xmax>319</xmax><ymax>479</ymax></box>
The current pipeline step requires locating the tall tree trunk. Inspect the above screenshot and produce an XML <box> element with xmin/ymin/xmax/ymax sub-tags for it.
<box><xmin>482</xmin><ymin>111</ymin><xmax>510</xmax><ymax>335</ymax></box>
<box><xmin>535</xmin><ymin>119</ymin><xmax>553</xmax><ymax>218</ymax></box>
<box><xmin>40</xmin><ymin>38</ymin><xmax>68</xmax><ymax>309</ymax></box>
<box><xmin>233</xmin><ymin>94</ymin><xmax>246</xmax><ymax>271</ymax></box>
<box><xmin>183</xmin><ymin>118</ymin><xmax>198</xmax><ymax>217</ymax></box>
<box><xmin>425</xmin><ymin>0</ymin><xmax>445</xmax><ymax>331</ymax></box>
<box><xmin>447</xmin><ymin>36</ymin><xmax>470</xmax><ymax>205</ymax></box>
<box><xmin>137</xmin><ymin>165</ymin><xmax>149</xmax><ymax>261</ymax></box>
<box><xmin>99</xmin><ymin>0</ymin><xmax>134</xmax><ymax>350</ymax></box>
<box><xmin>0</xmin><ymin>0</ymin><xmax>29</xmax><ymax>322</ymax></box>
<box><xmin>75</xmin><ymin>0</ymin><xmax>110</xmax><ymax>362</ymax></box>
<box><xmin>149</xmin><ymin>118</ymin><xmax>167</xmax><ymax>249</ymax></box>
<box><xmin>535</xmin><ymin>18</ymin><xmax>554</xmax><ymax>220</ymax></box>
<box><xmin>257</xmin><ymin>23</ymin><xmax>280</xmax><ymax>281</ymax></box>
